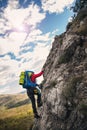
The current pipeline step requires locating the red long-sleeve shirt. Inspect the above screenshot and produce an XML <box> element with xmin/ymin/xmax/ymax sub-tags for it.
<box><xmin>31</xmin><ymin>71</ymin><xmax>44</xmax><ymax>82</ymax></box>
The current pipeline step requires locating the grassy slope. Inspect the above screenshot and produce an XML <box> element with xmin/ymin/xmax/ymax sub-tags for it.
<box><xmin>0</xmin><ymin>94</ymin><xmax>34</xmax><ymax>130</ymax></box>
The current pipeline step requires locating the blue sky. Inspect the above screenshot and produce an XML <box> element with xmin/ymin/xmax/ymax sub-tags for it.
<box><xmin>0</xmin><ymin>0</ymin><xmax>75</xmax><ymax>94</ymax></box>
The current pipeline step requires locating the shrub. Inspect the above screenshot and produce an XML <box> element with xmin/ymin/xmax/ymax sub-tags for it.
<box><xmin>41</xmin><ymin>79</ymin><xmax>46</xmax><ymax>86</ymax></box>
<box><xmin>49</xmin><ymin>80</ymin><xmax>57</xmax><ymax>88</ymax></box>
<box><xmin>58</xmin><ymin>49</ymin><xmax>73</xmax><ymax>64</ymax></box>
<box><xmin>77</xmin><ymin>24</ymin><xmax>87</xmax><ymax>35</ymax></box>
<box><xmin>68</xmin><ymin>8</ymin><xmax>87</xmax><ymax>35</ymax></box>
<box><xmin>78</xmin><ymin>103</ymin><xmax>87</xmax><ymax>116</ymax></box>
<box><xmin>58</xmin><ymin>54</ymin><xmax>68</xmax><ymax>64</ymax></box>
<box><xmin>76</xmin><ymin>9</ymin><xmax>87</xmax><ymax>21</ymax></box>
<box><xmin>59</xmin><ymin>38</ymin><xmax>63</xmax><ymax>45</ymax></box>
<box><xmin>66</xmin><ymin>22</ymin><xmax>72</xmax><ymax>31</ymax></box>
<box><xmin>62</xmin><ymin>76</ymin><xmax>83</xmax><ymax>100</ymax></box>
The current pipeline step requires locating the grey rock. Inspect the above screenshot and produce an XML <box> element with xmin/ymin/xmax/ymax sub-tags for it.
<box><xmin>32</xmin><ymin>10</ymin><xmax>87</xmax><ymax>130</ymax></box>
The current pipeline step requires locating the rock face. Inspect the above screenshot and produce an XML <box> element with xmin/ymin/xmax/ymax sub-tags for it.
<box><xmin>32</xmin><ymin>10</ymin><xmax>87</xmax><ymax>130</ymax></box>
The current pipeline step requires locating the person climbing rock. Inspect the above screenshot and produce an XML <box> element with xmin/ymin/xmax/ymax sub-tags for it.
<box><xmin>26</xmin><ymin>69</ymin><xmax>44</xmax><ymax>119</ymax></box>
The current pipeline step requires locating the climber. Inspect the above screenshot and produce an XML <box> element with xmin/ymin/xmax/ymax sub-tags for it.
<box><xmin>27</xmin><ymin>69</ymin><xmax>44</xmax><ymax>119</ymax></box>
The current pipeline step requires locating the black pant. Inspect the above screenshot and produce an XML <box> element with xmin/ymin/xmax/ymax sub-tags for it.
<box><xmin>27</xmin><ymin>87</ymin><xmax>41</xmax><ymax>115</ymax></box>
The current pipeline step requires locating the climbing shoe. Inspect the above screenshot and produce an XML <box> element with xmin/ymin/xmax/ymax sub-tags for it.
<box><xmin>37</xmin><ymin>102</ymin><xmax>42</xmax><ymax>107</ymax></box>
<box><xmin>34</xmin><ymin>114</ymin><xmax>41</xmax><ymax>119</ymax></box>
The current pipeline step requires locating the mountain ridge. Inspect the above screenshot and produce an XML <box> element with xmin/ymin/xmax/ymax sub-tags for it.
<box><xmin>0</xmin><ymin>93</ymin><xmax>30</xmax><ymax>109</ymax></box>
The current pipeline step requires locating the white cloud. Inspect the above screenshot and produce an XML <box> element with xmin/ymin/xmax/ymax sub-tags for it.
<box><xmin>0</xmin><ymin>1</ymin><xmax>46</xmax><ymax>35</ymax></box>
<box><xmin>52</xmin><ymin>29</ymin><xmax>59</xmax><ymax>35</ymax></box>
<box><xmin>0</xmin><ymin>80</ymin><xmax>23</xmax><ymax>94</ymax></box>
<box><xmin>42</xmin><ymin>0</ymin><xmax>75</xmax><ymax>13</ymax></box>
<box><xmin>5</xmin><ymin>1</ymin><xmax>45</xmax><ymax>30</ymax></box>
<box><xmin>0</xmin><ymin>56</ymin><xmax>19</xmax><ymax>80</ymax></box>
<box><xmin>8</xmin><ymin>0</ymin><xmax>19</xmax><ymax>9</ymax></box>
<box><xmin>0</xmin><ymin>0</ymin><xmax>59</xmax><ymax>94</ymax></box>
<box><xmin>0</xmin><ymin>54</ymin><xmax>24</xmax><ymax>94</ymax></box>
<box><xmin>0</xmin><ymin>0</ymin><xmax>46</xmax><ymax>56</ymax></box>
<box><xmin>0</xmin><ymin>39</ymin><xmax>51</xmax><ymax>94</ymax></box>
<box><xmin>0</xmin><ymin>86</ymin><xmax>11</xmax><ymax>94</ymax></box>
<box><xmin>68</xmin><ymin>16</ymin><xmax>73</xmax><ymax>22</ymax></box>
<box><xmin>0</xmin><ymin>32</ymin><xmax>26</xmax><ymax>56</ymax></box>
<box><xmin>17</xmin><ymin>32</ymin><xmax>52</xmax><ymax>71</ymax></box>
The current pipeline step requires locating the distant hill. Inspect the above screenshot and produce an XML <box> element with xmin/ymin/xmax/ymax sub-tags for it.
<box><xmin>0</xmin><ymin>94</ymin><xmax>33</xmax><ymax>130</ymax></box>
<box><xmin>19</xmin><ymin>90</ymin><xmax>26</xmax><ymax>94</ymax></box>
<box><xmin>0</xmin><ymin>93</ymin><xmax>30</xmax><ymax>109</ymax></box>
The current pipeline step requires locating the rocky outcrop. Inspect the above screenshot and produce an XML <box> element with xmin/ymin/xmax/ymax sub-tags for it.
<box><xmin>32</xmin><ymin>9</ymin><xmax>87</xmax><ymax>130</ymax></box>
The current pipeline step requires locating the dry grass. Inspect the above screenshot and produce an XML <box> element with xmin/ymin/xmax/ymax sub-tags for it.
<box><xmin>0</xmin><ymin>95</ymin><xmax>34</xmax><ymax>130</ymax></box>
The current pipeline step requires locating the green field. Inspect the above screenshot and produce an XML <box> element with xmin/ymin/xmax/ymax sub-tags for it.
<box><xmin>0</xmin><ymin>94</ymin><xmax>34</xmax><ymax>130</ymax></box>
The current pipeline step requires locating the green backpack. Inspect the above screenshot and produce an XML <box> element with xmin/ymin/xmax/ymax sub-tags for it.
<box><xmin>19</xmin><ymin>71</ymin><xmax>25</xmax><ymax>85</ymax></box>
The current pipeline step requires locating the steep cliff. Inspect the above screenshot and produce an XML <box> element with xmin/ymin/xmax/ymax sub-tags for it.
<box><xmin>32</xmin><ymin>9</ymin><xmax>87</xmax><ymax>130</ymax></box>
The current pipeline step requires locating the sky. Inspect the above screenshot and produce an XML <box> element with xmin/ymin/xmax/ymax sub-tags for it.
<box><xmin>0</xmin><ymin>0</ymin><xmax>75</xmax><ymax>94</ymax></box>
